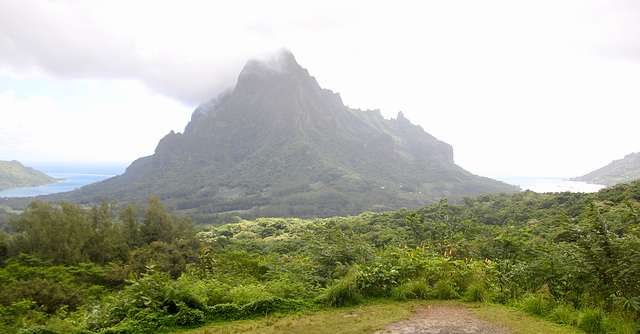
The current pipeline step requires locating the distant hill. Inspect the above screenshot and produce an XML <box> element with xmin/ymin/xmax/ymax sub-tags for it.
<box><xmin>62</xmin><ymin>49</ymin><xmax>518</xmax><ymax>222</ymax></box>
<box><xmin>0</xmin><ymin>160</ymin><xmax>58</xmax><ymax>190</ymax></box>
<box><xmin>571</xmin><ymin>152</ymin><xmax>640</xmax><ymax>187</ymax></box>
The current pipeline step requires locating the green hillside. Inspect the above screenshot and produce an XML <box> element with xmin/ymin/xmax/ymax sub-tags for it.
<box><xmin>60</xmin><ymin>50</ymin><xmax>517</xmax><ymax>222</ymax></box>
<box><xmin>0</xmin><ymin>160</ymin><xmax>58</xmax><ymax>190</ymax></box>
<box><xmin>572</xmin><ymin>151</ymin><xmax>640</xmax><ymax>186</ymax></box>
<box><xmin>1</xmin><ymin>182</ymin><xmax>639</xmax><ymax>333</ymax></box>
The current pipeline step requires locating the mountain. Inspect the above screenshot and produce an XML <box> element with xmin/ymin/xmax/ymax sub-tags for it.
<box><xmin>65</xmin><ymin>50</ymin><xmax>518</xmax><ymax>222</ymax></box>
<box><xmin>571</xmin><ymin>152</ymin><xmax>640</xmax><ymax>187</ymax></box>
<box><xmin>0</xmin><ymin>160</ymin><xmax>58</xmax><ymax>190</ymax></box>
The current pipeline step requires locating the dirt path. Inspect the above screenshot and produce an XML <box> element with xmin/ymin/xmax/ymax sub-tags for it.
<box><xmin>373</xmin><ymin>305</ymin><xmax>511</xmax><ymax>334</ymax></box>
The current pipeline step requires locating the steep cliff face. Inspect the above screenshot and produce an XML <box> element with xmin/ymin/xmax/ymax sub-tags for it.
<box><xmin>68</xmin><ymin>49</ymin><xmax>518</xmax><ymax>220</ymax></box>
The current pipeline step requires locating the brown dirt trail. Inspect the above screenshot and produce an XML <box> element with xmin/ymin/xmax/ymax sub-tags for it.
<box><xmin>373</xmin><ymin>305</ymin><xmax>511</xmax><ymax>334</ymax></box>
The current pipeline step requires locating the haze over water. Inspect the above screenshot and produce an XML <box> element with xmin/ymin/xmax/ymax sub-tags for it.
<box><xmin>1</xmin><ymin>163</ymin><xmax>606</xmax><ymax>198</ymax></box>
<box><xmin>493</xmin><ymin>176</ymin><xmax>605</xmax><ymax>193</ymax></box>
<box><xmin>0</xmin><ymin>173</ymin><xmax>114</xmax><ymax>198</ymax></box>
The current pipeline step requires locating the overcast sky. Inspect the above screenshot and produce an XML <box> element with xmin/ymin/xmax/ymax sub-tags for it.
<box><xmin>1</xmin><ymin>0</ymin><xmax>639</xmax><ymax>178</ymax></box>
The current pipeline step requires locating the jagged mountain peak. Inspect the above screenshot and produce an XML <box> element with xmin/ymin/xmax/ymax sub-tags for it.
<box><xmin>65</xmin><ymin>50</ymin><xmax>519</xmax><ymax>222</ymax></box>
<box><xmin>240</xmin><ymin>48</ymin><xmax>298</xmax><ymax>76</ymax></box>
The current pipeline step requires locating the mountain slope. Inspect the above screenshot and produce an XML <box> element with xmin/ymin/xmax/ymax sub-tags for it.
<box><xmin>0</xmin><ymin>160</ymin><xmax>58</xmax><ymax>190</ymax></box>
<box><xmin>66</xmin><ymin>50</ymin><xmax>518</xmax><ymax>221</ymax></box>
<box><xmin>571</xmin><ymin>152</ymin><xmax>640</xmax><ymax>187</ymax></box>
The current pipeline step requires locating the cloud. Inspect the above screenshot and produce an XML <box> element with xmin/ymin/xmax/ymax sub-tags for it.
<box><xmin>0</xmin><ymin>81</ymin><xmax>192</xmax><ymax>163</ymax></box>
<box><xmin>0</xmin><ymin>0</ymin><xmax>360</xmax><ymax>105</ymax></box>
<box><xmin>1</xmin><ymin>0</ymin><xmax>639</xmax><ymax>176</ymax></box>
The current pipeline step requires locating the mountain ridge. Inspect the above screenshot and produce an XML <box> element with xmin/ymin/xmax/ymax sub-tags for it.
<box><xmin>0</xmin><ymin>160</ymin><xmax>59</xmax><ymax>191</ymax></box>
<box><xmin>571</xmin><ymin>151</ymin><xmax>640</xmax><ymax>187</ymax></box>
<box><xmin>62</xmin><ymin>50</ymin><xmax>518</xmax><ymax>222</ymax></box>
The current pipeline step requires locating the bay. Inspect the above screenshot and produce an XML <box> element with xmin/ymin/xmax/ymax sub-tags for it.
<box><xmin>495</xmin><ymin>176</ymin><xmax>606</xmax><ymax>193</ymax></box>
<box><xmin>0</xmin><ymin>172</ymin><xmax>114</xmax><ymax>198</ymax></box>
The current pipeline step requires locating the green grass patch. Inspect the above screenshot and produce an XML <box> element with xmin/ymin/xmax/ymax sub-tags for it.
<box><xmin>172</xmin><ymin>299</ymin><xmax>422</xmax><ymax>334</ymax></box>
<box><xmin>173</xmin><ymin>300</ymin><xmax>587</xmax><ymax>334</ymax></box>
<box><xmin>469</xmin><ymin>301</ymin><xmax>585</xmax><ymax>334</ymax></box>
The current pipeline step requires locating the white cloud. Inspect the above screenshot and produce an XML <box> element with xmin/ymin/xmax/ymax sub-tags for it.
<box><xmin>0</xmin><ymin>81</ymin><xmax>191</xmax><ymax>163</ymax></box>
<box><xmin>0</xmin><ymin>0</ymin><xmax>639</xmax><ymax>177</ymax></box>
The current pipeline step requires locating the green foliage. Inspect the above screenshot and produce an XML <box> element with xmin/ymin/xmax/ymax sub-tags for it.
<box><xmin>464</xmin><ymin>281</ymin><xmax>488</xmax><ymax>302</ymax></box>
<box><xmin>305</xmin><ymin>224</ymin><xmax>375</xmax><ymax>284</ymax></box>
<box><xmin>550</xmin><ymin>304</ymin><xmax>578</xmax><ymax>325</ymax></box>
<box><xmin>573</xmin><ymin>151</ymin><xmax>640</xmax><ymax>187</ymax></box>
<box><xmin>521</xmin><ymin>294</ymin><xmax>551</xmax><ymax>316</ymax></box>
<box><xmin>433</xmin><ymin>279</ymin><xmax>458</xmax><ymax>300</ymax></box>
<box><xmin>579</xmin><ymin>308</ymin><xmax>605</xmax><ymax>333</ymax></box>
<box><xmin>3</xmin><ymin>183</ymin><xmax>640</xmax><ymax>332</ymax></box>
<box><xmin>0</xmin><ymin>160</ymin><xmax>57</xmax><ymax>191</ymax></box>
<box><xmin>390</xmin><ymin>279</ymin><xmax>431</xmax><ymax>301</ymax></box>
<box><xmin>316</xmin><ymin>268</ymin><xmax>363</xmax><ymax>307</ymax></box>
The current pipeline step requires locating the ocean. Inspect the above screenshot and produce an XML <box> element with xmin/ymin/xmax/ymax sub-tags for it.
<box><xmin>0</xmin><ymin>162</ymin><xmax>127</xmax><ymax>198</ymax></box>
<box><xmin>493</xmin><ymin>176</ymin><xmax>606</xmax><ymax>193</ymax></box>
<box><xmin>0</xmin><ymin>163</ymin><xmax>606</xmax><ymax>198</ymax></box>
<box><xmin>0</xmin><ymin>173</ymin><xmax>115</xmax><ymax>198</ymax></box>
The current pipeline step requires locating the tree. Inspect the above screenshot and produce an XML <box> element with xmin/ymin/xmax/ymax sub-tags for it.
<box><xmin>8</xmin><ymin>200</ymin><xmax>90</xmax><ymax>265</ymax></box>
<box><xmin>140</xmin><ymin>196</ymin><xmax>196</xmax><ymax>245</ymax></box>
<box><xmin>120</xmin><ymin>203</ymin><xmax>142</xmax><ymax>247</ymax></box>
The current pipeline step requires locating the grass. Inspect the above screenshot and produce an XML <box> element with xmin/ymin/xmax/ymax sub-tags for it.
<box><xmin>172</xmin><ymin>299</ymin><xmax>421</xmax><ymax>334</ymax></box>
<box><xmin>469</xmin><ymin>301</ymin><xmax>585</xmax><ymax>334</ymax></box>
<box><xmin>172</xmin><ymin>300</ymin><xmax>587</xmax><ymax>334</ymax></box>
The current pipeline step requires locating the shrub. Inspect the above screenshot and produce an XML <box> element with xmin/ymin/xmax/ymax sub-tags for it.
<box><xmin>432</xmin><ymin>279</ymin><xmax>458</xmax><ymax>300</ymax></box>
<box><xmin>521</xmin><ymin>294</ymin><xmax>549</xmax><ymax>316</ymax></box>
<box><xmin>166</xmin><ymin>301</ymin><xmax>205</xmax><ymax>326</ymax></box>
<box><xmin>390</xmin><ymin>283</ymin><xmax>413</xmax><ymax>301</ymax></box>
<box><xmin>549</xmin><ymin>304</ymin><xmax>578</xmax><ymax>325</ymax></box>
<box><xmin>603</xmin><ymin>313</ymin><xmax>640</xmax><ymax>334</ymax></box>
<box><xmin>391</xmin><ymin>279</ymin><xmax>431</xmax><ymax>301</ymax></box>
<box><xmin>16</xmin><ymin>326</ymin><xmax>58</xmax><ymax>334</ymax></box>
<box><xmin>228</xmin><ymin>284</ymin><xmax>274</xmax><ymax>304</ymax></box>
<box><xmin>578</xmin><ymin>308</ymin><xmax>604</xmax><ymax>334</ymax></box>
<box><xmin>316</xmin><ymin>274</ymin><xmax>363</xmax><ymax>307</ymax></box>
<box><xmin>266</xmin><ymin>277</ymin><xmax>317</xmax><ymax>300</ymax></box>
<box><xmin>407</xmin><ymin>279</ymin><xmax>431</xmax><ymax>299</ymax></box>
<box><xmin>207</xmin><ymin>303</ymin><xmax>243</xmax><ymax>321</ymax></box>
<box><xmin>463</xmin><ymin>281</ymin><xmax>488</xmax><ymax>302</ymax></box>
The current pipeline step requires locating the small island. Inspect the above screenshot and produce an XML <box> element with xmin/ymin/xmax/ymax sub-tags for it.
<box><xmin>0</xmin><ymin>160</ymin><xmax>59</xmax><ymax>191</ymax></box>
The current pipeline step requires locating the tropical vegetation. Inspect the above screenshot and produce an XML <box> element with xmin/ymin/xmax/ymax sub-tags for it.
<box><xmin>572</xmin><ymin>151</ymin><xmax>640</xmax><ymax>187</ymax></box>
<box><xmin>0</xmin><ymin>160</ymin><xmax>58</xmax><ymax>191</ymax></box>
<box><xmin>0</xmin><ymin>181</ymin><xmax>639</xmax><ymax>333</ymax></box>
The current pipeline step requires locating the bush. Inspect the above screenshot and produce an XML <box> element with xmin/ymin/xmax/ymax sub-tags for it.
<box><xmin>463</xmin><ymin>281</ymin><xmax>488</xmax><ymax>302</ymax></box>
<box><xmin>521</xmin><ymin>294</ymin><xmax>549</xmax><ymax>316</ymax></box>
<box><xmin>391</xmin><ymin>279</ymin><xmax>431</xmax><ymax>301</ymax></box>
<box><xmin>432</xmin><ymin>279</ymin><xmax>458</xmax><ymax>300</ymax></box>
<box><xmin>549</xmin><ymin>304</ymin><xmax>578</xmax><ymax>325</ymax></box>
<box><xmin>603</xmin><ymin>313</ymin><xmax>640</xmax><ymax>334</ymax></box>
<box><xmin>266</xmin><ymin>277</ymin><xmax>317</xmax><ymax>300</ymax></box>
<box><xmin>207</xmin><ymin>303</ymin><xmax>243</xmax><ymax>321</ymax></box>
<box><xmin>228</xmin><ymin>284</ymin><xmax>274</xmax><ymax>304</ymax></box>
<box><xmin>16</xmin><ymin>326</ymin><xmax>58</xmax><ymax>334</ymax></box>
<box><xmin>578</xmin><ymin>308</ymin><xmax>604</xmax><ymax>334</ymax></box>
<box><xmin>166</xmin><ymin>301</ymin><xmax>205</xmax><ymax>327</ymax></box>
<box><xmin>206</xmin><ymin>297</ymin><xmax>308</xmax><ymax>321</ymax></box>
<box><xmin>316</xmin><ymin>274</ymin><xmax>363</xmax><ymax>307</ymax></box>
<box><xmin>390</xmin><ymin>283</ymin><xmax>413</xmax><ymax>301</ymax></box>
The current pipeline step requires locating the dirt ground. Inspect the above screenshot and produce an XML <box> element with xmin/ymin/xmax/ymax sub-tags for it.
<box><xmin>373</xmin><ymin>305</ymin><xmax>511</xmax><ymax>334</ymax></box>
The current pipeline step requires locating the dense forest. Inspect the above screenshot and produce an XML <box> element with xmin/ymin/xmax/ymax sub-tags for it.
<box><xmin>1</xmin><ymin>182</ymin><xmax>639</xmax><ymax>333</ymax></box>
